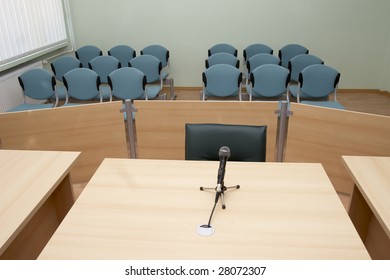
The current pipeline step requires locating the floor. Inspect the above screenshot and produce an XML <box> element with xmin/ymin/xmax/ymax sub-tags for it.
<box><xmin>336</xmin><ymin>90</ymin><xmax>390</xmax><ymax>116</ymax></box>
<box><xmin>173</xmin><ymin>88</ymin><xmax>390</xmax><ymax>117</ymax></box>
<box><xmin>72</xmin><ymin>88</ymin><xmax>390</xmax><ymax>212</ymax></box>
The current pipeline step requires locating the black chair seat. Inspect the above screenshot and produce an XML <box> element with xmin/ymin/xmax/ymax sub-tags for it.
<box><xmin>185</xmin><ymin>123</ymin><xmax>267</xmax><ymax>162</ymax></box>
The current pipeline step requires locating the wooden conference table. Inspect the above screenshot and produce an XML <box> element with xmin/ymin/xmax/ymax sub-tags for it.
<box><xmin>39</xmin><ymin>159</ymin><xmax>370</xmax><ymax>259</ymax></box>
<box><xmin>0</xmin><ymin>149</ymin><xmax>80</xmax><ymax>259</ymax></box>
<box><xmin>342</xmin><ymin>156</ymin><xmax>390</xmax><ymax>259</ymax></box>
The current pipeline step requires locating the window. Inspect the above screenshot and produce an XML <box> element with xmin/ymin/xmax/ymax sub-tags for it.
<box><xmin>0</xmin><ymin>0</ymin><xmax>69</xmax><ymax>71</ymax></box>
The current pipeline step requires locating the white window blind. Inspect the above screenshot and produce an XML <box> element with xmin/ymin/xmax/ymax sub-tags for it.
<box><xmin>0</xmin><ymin>0</ymin><xmax>68</xmax><ymax>71</ymax></box>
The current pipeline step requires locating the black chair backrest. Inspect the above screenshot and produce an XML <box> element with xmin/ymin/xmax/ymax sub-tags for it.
<box><xmin>185</xmin><ymin>123</ymin><xmax>267</xmax><ymax>162</ymax></box>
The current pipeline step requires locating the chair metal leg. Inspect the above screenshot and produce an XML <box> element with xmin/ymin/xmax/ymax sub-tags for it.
<box><xmin>170</xmin><ymin>78</ymin><xmax>175</xmax><ymax>100</ymax></box>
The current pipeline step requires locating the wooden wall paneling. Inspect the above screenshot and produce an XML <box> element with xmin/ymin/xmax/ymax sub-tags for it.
<box><xmin>134</xmin><ymin>100</ymin><xmax>280</xmax><ymax>161</ymax></box>
<box><xmin>0</xmin><ymin>102</ymin><xmax>128</xmax><ymax>183</ymax></box>
<box><xmin>286</xmin><ymin>103</ymin><xmax>390</xmax><ymax>194</ymax></box>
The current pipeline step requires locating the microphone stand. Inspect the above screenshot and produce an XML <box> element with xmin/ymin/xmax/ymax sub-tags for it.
<box><xmin>198</xmin><ymin>183</ymin><xmax>240</xmax><ymax>235</ymax></box>
<box><xmin>200</xmin><ymin>183</ymin><xmax>240</xmax><ymax>210</ymax></box>
<box><xmin>197</xmin><ymin>146</ymin><xmax>239</xmax><ymax>235</ymax></box>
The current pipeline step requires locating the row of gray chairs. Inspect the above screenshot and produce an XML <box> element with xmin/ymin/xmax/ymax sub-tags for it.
<box><xmin>6</xmin><ymin>66</ymin><xmax>154</xmax><ymax>112</ymax></box>
<box><xmin>207</xmin><ymin>43</ymin><xmax>306</xmax><ymax>94</ymax></box>
<box><xmin>205</xmin><ymin>43</ymin><xmax>302</xmax><ymax>100</ymax></box>
<box><xmin>202</xmin><ymin>43</ymin><xmax>344</xmax><ymax>109</ymax></box>
<box><xmin>206</xmin><ymin>51</ymin><xmax>289</xmax><ymax>84</ymax></box>
<box><xmin>74</xmin><ymin>44</ymin><xmax>170</xmax><ymax>85</ymax></box>
<box><xmin>52</xmin><ymin>44</ymin><xmax>170</xmax><ymax>101</ymax></box>
<box><xmin>61</xmin><ymin>66</ymin><xmax>156</xmax><ymax>103</ymax></box>
<box><xmin>6</xmin><ymin>67</ymin><xmax>103</xmax><ymax>112</ymax></box>
<box><xmin>194</xmin><ymin>43</ymin><xmax>313</xmax><ymax>163</ymax></box>
<box><xmin>51</xmin><ymin>53</ymin><xmax>167</xmax><ymax>103</ymax></box>
<box><xmin>208</xmin><ymin>43</ymin><xmax>308</xmax><ymax>68</ymax></box>
<box><xmin>201</xmin><ymin>61</ymin><xmax>344</xmax><ymax>109</ymax></box>
<box><xmin>74</xmin><ymin>44</ymin><xmax>169</xmax><ymax>71</ymax></box>
<box><xmin>202</xmin><ymin>63</ymin><xmax>290</xmax><ymax>102</ymax></box>
<box><xmin>193</xmin><ymin>42</ymin><xmax>329</xmax><ymax>162</ymax></box>
<box><xmin>193</xmin><ymin>42</ymin><xmax>305</xmax><ymax>162</ymax></box>
<box><xmin>8</xmin><ymin>43</ymin><xmax>342</xmax><ymax>112</ymax></box>
<box><xmin>10</xmin><ymin>62</ymin><xmax>343</xmax><ymax>112</ymax></box>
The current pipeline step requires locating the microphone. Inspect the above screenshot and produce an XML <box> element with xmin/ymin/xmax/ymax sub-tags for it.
<box><xmin>215</xmin><ymin>146</ymin><xmax>230</xmax><ymax>203</ymax></box>
<box><xmin>197</xmin><ymin>145</ymin><xmax>239</xmax><ymax>236</ymax></box>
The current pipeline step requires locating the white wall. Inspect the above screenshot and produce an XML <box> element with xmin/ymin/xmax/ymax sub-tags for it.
<box><xmin>381</xmin><ymin>31</ymin><xmax>390</xmax><ymax>91</ymax></box>
<box><xmin>68</xmin><ymin>0</ymin><xmax>390</xmax><ymax>90</ymax></box>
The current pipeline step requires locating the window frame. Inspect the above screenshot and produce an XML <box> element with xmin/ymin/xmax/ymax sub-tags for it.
<box><xmin>0</xmin><ymin>0</ymin><xmax>72</xmax><ymax>72</ymax></box>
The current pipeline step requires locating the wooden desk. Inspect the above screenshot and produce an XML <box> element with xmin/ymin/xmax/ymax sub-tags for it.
<box><xmin>39</xmin><ymin>159</ymin><xmax>369</xmax><ymax>260</ymax></box>
<box><xmin>342</xmin><ymin>156</ymin><xmax>390</xmax><ymax>259</ymax></box>
<box><xmin>0</xmin><ymin>150</ymin><xmax>80</xmax><ymax>259</ymax></box>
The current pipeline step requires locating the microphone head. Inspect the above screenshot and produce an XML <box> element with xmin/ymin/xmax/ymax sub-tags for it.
<box><xmin>219</xmin><ymin>146</ymin><xmax>231</xmax><ymax>158</ymax></box>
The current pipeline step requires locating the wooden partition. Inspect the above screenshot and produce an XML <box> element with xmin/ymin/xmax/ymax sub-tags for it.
<box><xmin>0</xmin><ymin>102</ymin><xmax>128</xmax><ymax>183</ymax></box>
<box><xmin>286</xmin><ymin>103</ymin><xmax>390</xmax><ymax>195</ymax></box>
<box><xmin>134</xmin><ymin>100</ymin><xmax>280</xmax><ymax>161</ymax></box>
<box><xmin>3</xmin><ymin>100</ymin><xmax>388</xmax><ymax>196</ymax></box>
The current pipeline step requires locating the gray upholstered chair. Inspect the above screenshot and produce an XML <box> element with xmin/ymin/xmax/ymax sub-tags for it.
<box><xmin>88</xmin><ymin>55</ymin><xmax>120</xmax><ymax>101</ymax></box>
<box><xmin>62</xmin><ymin>68</ymin><xmax>101</xmax><ymax>105</ymax></box>
<box><xmin>108</xmin><ymin>67</ymin><xmax>146</xmax><ymax>120</ymax></box>
<box><xmin>108</xmin><ymin>67</ymin><xmax>146</xmax><ymax>101</ymax></box>
<box><xmin>288</xmin><ymin>54</ymin><xmax>324</xmax><ymax>83</ymax></box>
<box><xmin>50</xmin><ymin>56</ymin><xmax>82</xmax><ymax>102</ymax></box>
<box><xmin>128</xmin><ymin>55</ymin><xmax>163</xmax><ymax>100</ymax></box>
<box><xmin>108</xmin><ymin>45</ymin><xmax>136</xmax><ymax>68</ymax></box>
<box><xmin>205</xmin><ymin>53</ymin><xmax>240</xmax><ymax>69</ymax></box>
<box><xmin>243</xmin><ymin>43</ymin><xmax>273</xmax><ymax>62</ymax></box>
<box><xmin>185</xmin><ymin>123</ymin><xmax>267</xmax><ymax>162</ymax></box>
<box><xmin>278</xmin><ymin>43</ymin><xmax>309</xmax><ymax>68</ymax></box>
<box><xmin>296</xmin><ymin>64</ymin><xmax>345</xmax><ymax>109</ymax></box>
<box><xmin>140</xmin><ymin>44</ymin><xmax>170</xmax><ymax>80</ymax></box>
<box><xmin>7</xmin><ymin>68</ymin><xmax>58</xmax><ymax>112</ymax></box>
<box><xmin>208</xmin><ymin>43</ymin><xmax>238</xmax><ymax>57</ymax></box>
<box><xmin>242</xmin><ymin>44</ymin><xmax>274</xmax><ymax>82</ymax></box>
<box><xmin>201</xmin><ymin>64</ymin><xmax>242</xmax><ymax>101</ymax></box>
<box><xmin>245</xmin><ymin>53</ymin><xmax>280</xmax><ymax>91</ymax></box>
<box><xmin>248</xmin><ymin>64</ymin><xmax>290</xmax><ymax>101</ymax></box>
<box><xmin>75</xmin><ymin>45</ymin><xmax>102</xmax><ymax>68</ymax></box>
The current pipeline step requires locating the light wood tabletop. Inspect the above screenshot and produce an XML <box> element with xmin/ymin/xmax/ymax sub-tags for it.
<box><xmin>342</xmin><ymin>156</ymin><xmax>390</xmax><ymax>259</ymax></box>
<box><xmin>39</xmin><ymin>159</ymin><xmax>369</xmax><ymax>260</ymax></box>
<box><xmin>0</xmin><ymin>149</ymin><xmax>80</xmax><ymax>259</ymax></box>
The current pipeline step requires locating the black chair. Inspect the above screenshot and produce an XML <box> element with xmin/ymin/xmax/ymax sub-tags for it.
<box><xmin>185</xmin><ymin>123</ymin><xmax>267</xmax><ymax>162</ymax></box>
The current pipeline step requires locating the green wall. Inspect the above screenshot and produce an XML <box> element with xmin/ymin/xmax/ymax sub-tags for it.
<box><xmin>68</xmin><ymin>0</ymin><xmax>390</xmax><ymax>90</ymax></box>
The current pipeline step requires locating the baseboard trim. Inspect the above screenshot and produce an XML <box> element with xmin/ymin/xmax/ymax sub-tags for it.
<box><xmin>338</xmin><ymin>89</ymin><xmax>389</xmax><ymax>94</ymax></box>
<box><xmin>164</xmin><ymin>86</ymin><xmax>389</xmax><ymax>95</ymax></box>
<box><xmin>163</xmin><ymin>86</ymin><xmax>202</xmax><ymax>91</ymax></box>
